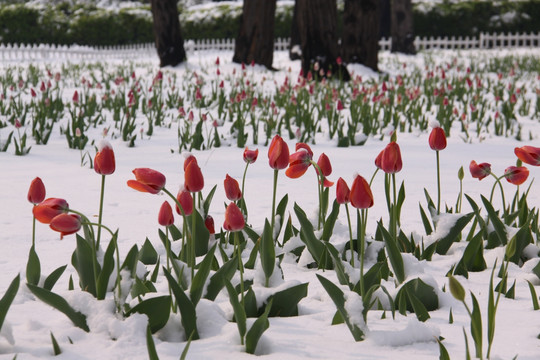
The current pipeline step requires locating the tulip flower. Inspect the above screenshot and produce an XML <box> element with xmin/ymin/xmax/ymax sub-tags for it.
<box><xmin>268</xmin><ymin>134</ymin><xmax>290</xmax><ymax>170</ymax></box>
<box><xmin>243</xmin><ymin>147</ymin><xmax>258</xmax><ymax>163</ymax></box>
<box><xmin>127</xmin><ymin>168</ymin><xmax>166</xmax><ymax>194</ymax></box>
<box><xmin>184</xmin><ymin>160</ymin><xmax>204</xmax><ymax>193</ymax></box>
<box><xmin>183</xmin><ymin>153</ymin><xmax>197</xmax><ymax>171</ymax></box>
<box><xmin>350</xmin><ymin>175</ymin><xmax>374</xmax><ymax>209</ymax></box>
<box><xmin>94</xmin><ymin>140</ymin><xmax>115</xmax><ymax>175</ymax></box>
<box><xmin>379</xmin><ymin>142</ymin><xmax>403</xmax><ymax>174</ymax></box>
<box><xmin>286</xmin><ymin>147</ymin><xmax>312</xmax><ymax>178</ymax></box>
<box><xmin>224</xmin><ymin>174</ymin><xmax>242</xmax><ymax>201</ymax></box>
<box><xmin>158</xmin><ymin>201</ymin><xmax>174</xmax><ymax>227</ymax></box>
<box><xmin>429</xmin><ymin>126</ymin><xmax>447</xmax><ymax>151</ymax></box>
<box><xmin>205</xmin><ymin>215</ymin><xmax>215</xmax><ymax>235</ymax></box>
<box><xmin>33</xmin><ymin>198</ymin><xmax>69</xmax><ymax>224</ymax></box>
<box><xmin>27</xmin><ymin>177</ymin><xmax>46</xmax><ymax>205</ymax></box>
<box><xmin>316</xmin><ymin>153</ymin><xmax>334</xmax><ymax>187</ymax></box>
<box><xmin>504</xmin><ymin>166</ymin><xmax>529</xmax><ymax>185</ymax></box>
<box><xmin>514</xmin><ymin>146</ymin><xmax>540</xmax><ymax>166</ymax></box>
<box><xmin>469</xmin><ymin>160</ymin><xmax>491</xmax><ymax>180</ymax></box>
<box><xmin>50</xmin><ymin>213</ymin><xmax>81</xmax><ymax>238</ymax></box>
<box><xmin>175</xmin><ymin>189</ymin><xmax>193</xmax><ymax>216</ymax></box>
<box><xmin>336</xmin><ymin>177</ymin><xmax>350</xmax><ymax>205</ymax></box>
<box><xmin>224</xmin><ymin>202</ymin><xmax>245</xmax><ymax>232</ymax></box>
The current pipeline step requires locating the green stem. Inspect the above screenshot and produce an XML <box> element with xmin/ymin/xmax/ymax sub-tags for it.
<box><xmin>165</xmin><ymin>226</ymin><xmax>175</xmax><ymax>313</ymax></box>
<box><xmin>369</xmin><ymin>168</ymin><xmax>379</xmax><ymax>187</ymax></box>
<box><xmin>457</xmin><ymin>178</ymin><xmax>463</xmax><ymax>213</ymax></box>
<box><xmin>32</xmin><ymin>205</ymin><xmax>36</xmax><ymax>249</ymax></box>
<box><xmin>235</xmin><ymin>231</ymin><xmax>245</xmax><ymax>309</ymax></box>
<box><xmin>358</xmin><ymin>209</ymin><xmax>366</xmax><ymax>298</ymax></box>
<box><xmin>392</xmin><ymin>173</ymin><xmax>398</xmax><ymax>240</ymax></box>
<box><xmin>96</xmin><ymin>174</ymin><xmax>106</xmax><ymax>249</ymax></box>
<box><xmin>345</xmin><ymin>204</ymin><xmax>354</xmax><ymax>267</ymax></box>
<box><xmin>191</xmin><ymin>194</ymin><xmax>197</xmax><ymax>280</ymax></box>
<box><xmin>489</xmin><ymin>173</ymin><xmax>507</xmax><ymax>216</ymax></box>
<box><xmin>311</xmin><ymin>161</ymin><xmax>325</xmax><ymax>230</ymax></box>
<box><xmin>241</xmin><ymin>162</ymin><xmax>249</xmax><ymax>221</ymax></box>
<box><xmin>436</xmin><ymin>150</ymin><xmax>441</xmax><ymax>214</ymax></box>
<box><xmin>271</xmin><ymin>169</ymin><xmax>278</xmax><ymax>242</ymax></box>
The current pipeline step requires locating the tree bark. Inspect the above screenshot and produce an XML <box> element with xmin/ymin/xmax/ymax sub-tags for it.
<box><xmin>294</xmin><ymin>0</ymin><xmax>350</xmax><ymax>81</ymax></box>
<box><xmin>150</xmin><ymin>0</ymin><xmax>186</xmax><ymax>67</ymax></box>
<box><xmin>391</xmin><ymin>0</ymin><xmax>416</xmax><ymax>54</ymax></box>
<box><xmin>289</xmin><ymin>2</ymin><xmax>301</xmax><ymax>60</ymax></box>
<box><xmin>233</xmin><ymin>0</ymin><xmax>277</xmax><ymax>69</ymax></box>
<box><xmin>341</xmin><ymin>0</ymin><xmax>379</xmax><ymax>72</ymax></box>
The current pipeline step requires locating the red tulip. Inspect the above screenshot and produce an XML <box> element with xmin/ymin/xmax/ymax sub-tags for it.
<box><xmin>316</xmin><ymin>153</ymin><xmax>334</xmax><ymax>187</ymax></box>
<box><xmin>243</xmin><ymin>147</ymin><xmax>259</xmax><ymax>163</ymax></box>
<box><xmin>224</xmin><ymin>174</ymin><xmax>242</xmax><ymax>201</ymax></box>
<box><xmin>184</xmin><ymin>160</ymin><xmax>204</xmax><ymax>193</ymax></box>
<box><xmin>336</xmin><ymin>177</ymin><xmax>350</xmax><ymax>205</ymax></box>
<box><xmin>50</xmin><ymin>213</ymin><xmax>81</xmax><ymax>237</ymax></box>
<box><xmin>286</xmin><ymin>146</ymin><xmax>312</xmax><ymax>178</ymax></box>
<box><xmin>205</xmin><ymin>215</ymin><xmax>215</xmax><ymax>235</ymax></box>
<box><xmin>223</xmin><ymin>202</ymin><xmax>245</xmax><ymax>232</ymax></box>
<box><xmin>183</xmin><ymin>154</ymin><xmax>197</xmax><ymax>171</ymax></box>
<box><xmin>158</xmin><ymin>201</ymin><xmax>174</xmax><ymax>227</ymax></box>
<box><xmin>72</xmin><ymin>90</ymin><xmax>79</xmax><ymax>104</ymax></box>
<box><xmin>429</xmin><ymin>126</ymin><xmax>447</xmax><ymax>151</ymax></box>
<box><xmin>94</xmin><ymin>140</ymin><xmax>115</xmax><ymax>175</ymax></box>
<box><xmin>379</xmin><ymin>142</ymin><xmax>403</xmax><ymax>174</ymax></box>
<box><xmin>350</xmin><ymin>175</ymin><xmax>374</xmax><ymax>209</ymax></box>
<box><xmin>28</xmin><ymin>177</ymin><xmax>46</xmax><ymax>204</ymax></box>
<box><xmin>514</xmin><ymin>146</ymin><xmax>540</xmax><ymax>166</ymax></box>
<box><xmin>175</xmin><ymin>189</ymin><xmax>193</xmax><ymax>216</ymax></box>
<box><xmin>469</xmin><ymin>160</ymin><xmax>491</xmax><ymax>180</ymax></box>
<box><xmin>504</xmin><ymin>166</ymin><xmax>529</xmax><ymax>185</ymax></box>
<box><xmin>268</xmin><ymin>135</ymin><xmax>290</xmax><ymax>170</ymax></box>
<box><xmin>33</xmin><ymin>198</ymin><xmax>69</xmax><ymax>224</ymax></box>
<box><xmin>127</xmin><ymin>168</ymin><xmax>166</xmax><ymax>194</ymax></box>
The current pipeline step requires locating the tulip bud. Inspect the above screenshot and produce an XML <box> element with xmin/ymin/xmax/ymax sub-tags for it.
<box><xmin>94</xmin><ymin>140</ymin><xmax>115</xmax><ymax>175</ymax></box>
<box><xmin>50</xmin><ymin>213</ymin><xmax>81</xmax><ymax>238</ymax></box>
<box><xmin>33</xmin><ymin>198</ymin><xmax>69</xmax><ymax>224</ymax></box>
<box><xmin>28</xmin><ymin>177</ymin><xmax>46</xmax><ymax>205</ymax></box>
<box><xmin>223</xmin><ymin>202</ymin><xmax>245</xmax><ymax>232</ymax></box>
<box><xmin>224</xmin><ymin>174</ymin><xmax>242</xmax><ymax>201</ymax></box>
<box><xmin>243</xmin><ymin>147</ymin><xmax>258</xmax><ymax>164</ymax></box>
<box><xmin>158</xmin><ymin>201</ymin><xmax>174</xmax><ymax>227</ymax></box>
<box><xmin>184</xmin><ymin>160</ymin><xmax>204</xmax><ymax>193</ymax></box>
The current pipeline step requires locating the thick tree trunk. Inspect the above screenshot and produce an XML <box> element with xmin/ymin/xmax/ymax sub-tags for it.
<box><xmin>341</xmin><ymin>0</ymin><xmax>379</xmax><ymax>72</ymax></box>
<box><xmin>289</xmin><ymin>2</ymin><xmax>301</xmax><ymax>60</ymax></box>
<box><xmin>380</xmin><ymin>0</ymin><xmax>391</xmax><ymax>38</ymax></box>
<box><xmin>150</xmin><ymin>0</ymin><xmax>186</xmax><ymax>67</ymax></box>
<box><xmin>391</xmin><ymin>0</ymin><xmax>416</xmax><ymax>54</ymax></box>
<box><xmin>295</xmin><ymin>0</ymin><xmax>350</xmax><ymax>81</ymax></box>
<box><xmin>233</xmin><ymin>0</ymin><xmax>277</xmax><ymax>69</ymax></box>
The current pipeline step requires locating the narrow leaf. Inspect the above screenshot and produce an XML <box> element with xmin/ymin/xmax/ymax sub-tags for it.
<box><xmin>96</xmin><ymin>234</ymin><xmax>117</xmax><ymax>300</ymax></box>
<box><xmin>146</xmin><ymin>325</ymin><xmax>160</xmax><ymax>360</ymax></box>
<box><xmin>44</xmin><ymin>265</ymin><xmax>67</xmax><ymax>291</ymax></box>
<box><xmin>260</xmin><ymin>219</ymin><xmax>275</xmax><ymax>286</ymax></box>
<box><xmin>26</xmin><ymin>245</ymin><xmax>41</xmax><ymax>286</ymax></box>
<box><xmin>0</xmin><ymin>274</ymin><xmax>20</xmax><ymax>330</ymax></box>
<box><xmin>205</xmin><ymin>255</ymin><xmax>238</xmax><ymax>301</ymax></box>
<box><xmin>163</xmin><ymin>268</ymin><xmax>199</xmax><ymax>340</ymax></box>
<box><xmin>224</xmin><ymin>279</ymin><xmax>246</xmax><ymax>341</ymax></box>
<box><xmin>245</xmin><ymin>298</ymin><xmax>273</xmax><ymax>354</ymax></box>
<box><xmin>378</xmin><ymin>221</ymin><xmax>405</xmax><ymax>284</ymax></box>
<box><xmin>190</xmin><ymin>244</ymin><xmax>216</xmax><ymax>306</ymax></box>
<box><xmin>50</xmin><ymin>331</ymin><xmax>61</xmax><ymax>356</ymax></box>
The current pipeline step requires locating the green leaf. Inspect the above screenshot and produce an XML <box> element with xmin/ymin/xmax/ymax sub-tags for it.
<box><xmin>179</xmin><ymin>331</ymin><xmax>194</xmax><ymax>360</ymax></box>
<box><xmin>50</xmin><ymin>331</ymin><xmax>61</xmax><ymax>355</ymax></box>
<box><xmin>454</xmin><ymin>230</ymin><xmax>486</xmax><ymax>277</ymax></box>
<box><xmin>437</xmin><ymin>338</ymin><xmax>450</xmax><ymax>360</ymax></box>
<box><xmin>128</xmin><ymin>296</ymin><xmax>171</xmax><ymax>334</ymax></box>
<box><xmin>294</xmin><ymin>203</ymin><xmax>331</xmax><ymax>269</ymax></box>
<box><xmin>244</xmin><ymin>239</ymin><xmax>260</xmax><ymax>269</ymax></box>
<box><xmin>96</xmin><ymin>234</ymin><xmax>117</xmax><ymax>300</ymax></box>
<box><xmin>151</xmin><ymin>257</ymin><xmax>161</xmax><ymax>283</ymax></box>
<box><xmin>121</xmin><ymin>245</ymin><xmax>139</xmax><ymax>277</ymax></box>
<box><xmin>507</xmin><ymin>221</ymin><xmax>533</xmax><ymax>264</ymax></box>
<box><xmin>395</xmin><ymin>278</ymin><xmax>438</xmax><ymax>320</ymax></box>
<box><xmin>224</xmin><ymin>279</ymin><xmax>246</xmax><ymax>341</ymax></box>
<box><xmin>325</xmin><ymin>242</ymin><xmax>350</xmax><ymax>287</ymax></box>
<box><xmin>435</xmin><ymin>213</ymin><xmax>474</xmax><ymax>255</ymax></box>
<box><xmin>267</xmin><ymin>283</ymin><xmax>308</xmax><ymax>317</ymax></box>
<box><xmin>243</xmin><ymin>226</ymin><xmax>260</xmax><ymax>244</ymax></box>
<box><xmin>321</xmin><ymin>200</ymin><xmax>340</xmax><ymax>242</ymax></box>
<box><xmin>378</xmin><ymin>221</ymin><xmax>405</xmax><ymax>284</ymax></box>
<box><xmin>139</xmin><ymin>238</ymin><xmax>158</xmax><ymax>265</ymax></box>
<box><xmin>163</xmin><ymin>269</ymin><xmax>199</xmax><ymax>340</ymax></box>
<box><xmin>449</xmin><ymin>276</ymin><xmax>466</xmax><ymax>302</ymax></box>
<box><xmin>526</xmin><ymin>280</ymin><xmax>540</xmax><ymax>310</ymax></box>
<box><xmin>146</xmin><ymin>325</ymin><xmax>159</xmax><ymax>360</ymax></box>
<box><xmin>275</xmin><ymin>194</ymin><xmax>289</xmax><ymax>237</ymax></box>
<box><xmin>190</xmin><ymin>244</ymin><xmax>216</xmax><ymax>307</ymax></box>
<box><xmin>463</xmin><ymin>327</ymin><xmax>472</xmax><ymax>360</ymax></box>
<box><xmin>26</xmin><ymin>284</ymin><xmax>89</xmax><ymax>332</ymax></box>
<box><xmin>202</xmin><ymin>185</ymin><xmax>217</xmax><ymax>216</ymax></box>
<box><xmin>419</xmin><ymin>204</ymin><xmax>433</xmax><ymax>236</ymax></box>
<box><xmin>205</xmin><ymin>255</ymin><xmax>238</xmax><ymax>301</ymax></box>
<box><xmin>71</xmin><ymin>235</ymin><xmax>97</xmax><ymax>296</ymax></box>
<box><xmin>168</xmin><ymin>224</ymin><xmax>182</xmax><ymax>241</ymax></box>
<box><xmin>260</xmin><ymin>219</ymin><xmax>275</xmax><ymax>286</ymax></box>
<box><xmin>26</xmin><ymin>245</ymin><xmax>41</xmax><ymax>286</ymax></box>
<box><xmin>470</xmin><ymin>293</ymin><xmax>483</xmax><ymax>359</ymax></box>
<box><xmin>481</xmin><ymin>195</ymin><xmax>508</xmax><ymax>246</ymax></box>
<box><xmin>282</xmin><ymin>215</ymin><xmax>295</xmax><ymax>245</ymax></box>
<box><xmin>44</xmin><ymin>265</ymin><xmax>67</xmax><ymax>292</ymax></box>
<box><xmin>316</xmin><ymin>275</ymin><xmax>365</xmax><ymax>342</ymax></box>
<box><xmin>186</xmin><ymin>210</ymin><xmax>210</xmax><ymax>256</ymax></box>
<box><xmin>131</xmin><ymin>277</ymin><xmax>157</xmax><ymax>299</ymax></box>
<box><xmin>0</xmin><ymin>274</ymin><xmax>20</xmax><ymax>331</ymax></box>
<box><xmin>245</xmin><ymin>298</ymin><xmax>273</xmax><ymax>354</ymax></box>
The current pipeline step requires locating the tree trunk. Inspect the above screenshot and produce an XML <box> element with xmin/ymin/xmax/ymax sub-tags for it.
<box><xmin>391</xmin><ymin>0</ymin><xmax>416</xmax><ymax>54</ymax></box>
<box><xmin>341</xmin><ymin>0</ymin><xmax>379</xmax><ymax>72</ymax></box>
<box><xmin>380</xmin><ymin>0</ymin><xmax>391</xmax><ymax>38</ymax></box>
<box><xmin>295</xmin><ymin>0</ymin><xmax>350</xmax><ymax>81</ymax></box>
<box><xmin>150</xmin><ymin>0</ymin><xmax>186</xmax><ymax>67</ymax></box>
<box><xmin>233</xmin><ymin>0</ymin><xmax>277</xmax><ymax>69</ymax></box>
<box><xmin>289</xmin><ymin>2</ymin><xmax>301</xmax><ymax>60</ymax></box>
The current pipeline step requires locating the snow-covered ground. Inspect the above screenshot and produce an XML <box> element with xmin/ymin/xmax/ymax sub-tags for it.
<box><xmin>1</xmin><ymin>49</ymin><xmax>540</xmax><ymax>359</ymax></box>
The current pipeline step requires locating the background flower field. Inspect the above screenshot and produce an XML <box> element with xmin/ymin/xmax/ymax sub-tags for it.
<box><xmin>1</xmin><ymin>48</ymin><xmax>540</xmax><ymax>359</ymax></box>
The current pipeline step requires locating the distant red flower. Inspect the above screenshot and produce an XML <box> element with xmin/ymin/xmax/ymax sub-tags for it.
<box><xmin>504</xmin><ymin>166</ymin><xmax>529</xmax><ymax>185</ymax></box>
<box><xmin>350</xmin><ymin>175</ymin><xmax>374</xmax><ymax>209</ymax></box>
<box><xmin>28</xmin><ymin>177</ymin><xmax>46</xmax><ymax>205</ymax></box>
<box><xmin>50</xmin><ymin>213</ymin><xmax>81</xmax><ymax>237</ymax></box>
<box><xmin>268</xmin><ymin>135</ymin><xmax>290</xmax><ymax>170</ymax></box>
<box><xmin>127</xmin><ymin>168</ymin><xmax>166</xmax><ymax>194</ymax></box>
<box><xmin>429</xmin><ymin>126</ymin><xmax>447</xmax><ymax>151</ymax></box>
<box><xmin>336</xmin><ymin>177</ymin><xmax>350</xmax><ymax>205</ymax></box>
<box><xmin>158</xmin><ymin>201</ymin><xmax>174</xmax><ymax>227</ymax></box>
<box><xmin>224</xmin><ymin>174</ymin><xmax>242</xmax><ymax>201</ymax></box>
<box><xmin>223</xmin><ymin>202</ymin><xmax>245</xmax><ymax>232</ymax></box>
<box><xmin>469</xmin><ymin>160</ymin><xmax>491</xmax><ymax>180</ymax></box>
<box><xmin>514</xmin><ymin>146</ymin><xmax>540</xmax><ymax>166</ymax></box>
<box><xmin>33</xmin><ymin>198</ymin><xmax>68</xmax><ymax>224</ymax></box>
<box><xmin>94</xmin><ymin>140</ymin><xmax>115</xmax><ymax>175</ymax></box>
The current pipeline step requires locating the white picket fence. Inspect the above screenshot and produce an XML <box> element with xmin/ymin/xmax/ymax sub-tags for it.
<box><xmin>1</xmin><ymin>32</ymin><xmax>539</xmax><ymax>62</ymax></box>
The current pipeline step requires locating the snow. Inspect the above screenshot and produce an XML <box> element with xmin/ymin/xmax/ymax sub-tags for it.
<box><xmin>1</xmin><ymin>47</ymin><xmax>540</xmax><ymax>360</ymax></box>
